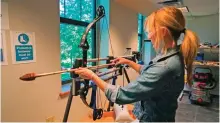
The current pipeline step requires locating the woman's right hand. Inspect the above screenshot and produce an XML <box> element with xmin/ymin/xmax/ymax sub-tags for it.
<box><xmin>111</xmin><ymin>57</ymin><xmax>131</xmax><ymax>65</ymax></box>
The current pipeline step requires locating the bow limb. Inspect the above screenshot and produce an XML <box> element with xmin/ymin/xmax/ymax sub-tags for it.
<box><xmin>77</xmin><ymin>5</ymin><xmax>105</xmax><ymax>121</ymax></box>
<box><xmin>79</xmin><ymin>5</ymin><xmax>105</xmax><ymax>50</ymax></box>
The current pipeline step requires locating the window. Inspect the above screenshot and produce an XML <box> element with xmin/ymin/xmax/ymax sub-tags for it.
<box><xmin>137</xmin><ymin>13</ymin><xmax>144</xmax><ymax>51</ymax></box>
<box><xmin>60</xmin><ymin>0</ymin><xmax>96</xmax><ymax>85</ymax></box>
<box><xmin>60</xmin><ymin>0</ymin><xmax>94</xmax><ymax>22</ymax></box>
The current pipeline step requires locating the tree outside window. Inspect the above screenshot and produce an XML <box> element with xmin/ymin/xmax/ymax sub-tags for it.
<box><xmin>60</xmin><ymin>0</ymin><xmax>96</xmax><ymax>84</ymax></box>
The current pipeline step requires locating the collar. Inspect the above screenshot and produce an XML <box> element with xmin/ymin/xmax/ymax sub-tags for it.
<box><xmin>152</xmin><ymin>46</ymin><xmax>180</xmax><ymax>63</ymax></box>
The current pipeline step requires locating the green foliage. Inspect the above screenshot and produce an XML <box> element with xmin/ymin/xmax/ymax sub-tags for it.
<box><xmin>60</xmin><ymin>0</ymin><xmax>94</xmax><ymax>81</ymax></box>
<box><xmin>60</xmin><ymin>0</ymin><xmax>94</xmax><ymax>22</ymax></box>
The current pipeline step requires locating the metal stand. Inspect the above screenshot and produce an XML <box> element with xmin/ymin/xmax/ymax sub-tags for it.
<box><xmin>63</xmin><ymin>71</ymin><xmax>122</xmax><ymax>122</ymax></box>
<box><xmin>123</xmin><ymin>68</ymin><xmax>130</xmax><ymax>83</ymax></box>
<box><xmin>63</xmin><ymin>79</ymin><xmax>81</xmax><ymax>122</ymax></box>
<box><xmin>106</xmin><ymin>67</ymin><xmax>131</xmax><ymax>111</ymax></box>
<box><xmin>63</xmin><ymin>87</ymin><xmax>73</xmax><ymax>122</ymax></box>
<box><xmin>122</xmin><ymin>48</ymin><xmax>131</xmax><ymax>83</ymax></box>
<box><xmin>106</xmin><ymin>48</ymin><xmax>132</xmax><ymax>111</ymax></box>
<box><xmin>63</xmin><ymin>92</ymin><xmax>73</xmax><ymax>122</ymax></box>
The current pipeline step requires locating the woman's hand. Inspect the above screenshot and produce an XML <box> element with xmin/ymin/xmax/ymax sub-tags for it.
<box><xmin>74</xmin><ymin>67</ymin><xmax>97</xmax><ymax>80</ymax></box>
<box><xmin>75</xmin><ymin>67</ymin><xmax>106</xmax><ymax>91</ymax></box>
<box><xmin>111</xmin><ymin>57</ymin><xmax>131</xmax><ymax>65</ymax></box>
<box><xmin>112</xmin><ymin>57</ymin><xmax>142</xmax><ymax>74</ymax></box>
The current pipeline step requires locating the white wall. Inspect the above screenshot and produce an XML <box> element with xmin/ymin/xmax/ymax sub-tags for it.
<box><xmin>109</xmin><ymin>0</ymin><xmax>138</xmax><ymax>56</ymax></box>
<box><xmin>186</xmin><ymin>14</ymin><xmax>219</xmax><ymax>44</ymax></box>
<box><xmin>109</xmin><ymin>0</ymin><xmax>139</xmax><ymax>83</ymax></box>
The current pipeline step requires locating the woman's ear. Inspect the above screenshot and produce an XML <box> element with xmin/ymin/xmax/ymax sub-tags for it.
<box><xmin>161</xmin><ymin>27</ymin><xmax>167</xmax><ymax>37</ymax></box>
<box><xmin>163</xmin><ymin>27</ymin><xmax>173</xmax><ymax>38</ymax></box>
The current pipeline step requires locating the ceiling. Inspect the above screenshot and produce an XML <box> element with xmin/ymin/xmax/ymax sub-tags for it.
<box><xmin>114</xmin><ymin>0</ymin><xmax>219</xmax><ymax>17</ymax></box>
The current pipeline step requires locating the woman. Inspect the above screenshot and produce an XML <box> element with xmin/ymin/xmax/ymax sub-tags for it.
<box><xmin>75</xmin><ymin>6</ymin><xmax>199</xmax><ymax>122</ymax></box>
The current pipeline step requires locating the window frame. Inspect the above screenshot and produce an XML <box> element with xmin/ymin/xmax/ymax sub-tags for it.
<box><xmin>60</xmin><ymin>0</ymin><xmax>97</xmax><ymax>85</ymax></box>
<box><xmin>138</xmin><ymin>14</ymin><xmax>144</xmax><ymax>51</ymax></box>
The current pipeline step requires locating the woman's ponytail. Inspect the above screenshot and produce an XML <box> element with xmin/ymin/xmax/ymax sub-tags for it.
<box><xmin>181</xmin><ymin>29</ymin><xmax>200</xmax><ymax>86</ymax></box>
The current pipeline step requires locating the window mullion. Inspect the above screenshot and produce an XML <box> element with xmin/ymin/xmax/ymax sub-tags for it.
<box><xmin>60</xmin><ymin>17</ymin><xmax>90</xmax><ymax>27</ymax></box>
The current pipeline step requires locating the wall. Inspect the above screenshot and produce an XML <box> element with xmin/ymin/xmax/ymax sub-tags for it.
<box><xmin>185</xmin><ymin>14</ymin><xmax>219</xmax><ymax>95</ymax></box>
<box><xmin>114</xmin><ymin>0</ymin><xmax>158</xmax><ymax>17</ymax></box>
<box><xmin>186</xmin><ymin>14</ymin><xmax>219</xmax><ymax>44</ymax></box>
<box><xmin>108</xmin><ymin>0</ymin><xmax>140</xmax><ymax>83</ymax></box>
<box><xmin>109</xmin><ymin>0</ymin><xmax>138</xmax><ymax>56</ymax></box>
<box><xmin>2</xmin><ymin>0</ymin><xmax>141</xmax><ymax>122</ymax></box>
<box><xmin>1</xmin><ymin>0</ymin><xmax>92</xmax><ymax>122</ymax></box>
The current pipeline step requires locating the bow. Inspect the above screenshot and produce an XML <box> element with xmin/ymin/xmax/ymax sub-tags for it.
<box><xmin>75</xmin><ymin>5</ymin><xmax>139</xmax><ymax>120</ymax></box>
<box><xmin>75</xmin><ymin>5</ymin><xmax>105</xmax><ymax>121</ymax></box>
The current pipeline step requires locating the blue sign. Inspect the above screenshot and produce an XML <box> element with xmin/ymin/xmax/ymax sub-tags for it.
<box><xmin>18</xmin><ymin>33</ymin><xmax>29</xmax><ymax>44</ymax></box>
<box><xmin>15</xmin><ymin>45</ymin><xmax>33</xmax><ymax>61</ymax></box>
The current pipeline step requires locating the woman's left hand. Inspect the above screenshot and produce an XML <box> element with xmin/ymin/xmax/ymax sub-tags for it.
<box><xmin>74</xmin><ymin>67</ymin><xmax>97</xmax><ymax>80</ymax></box>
